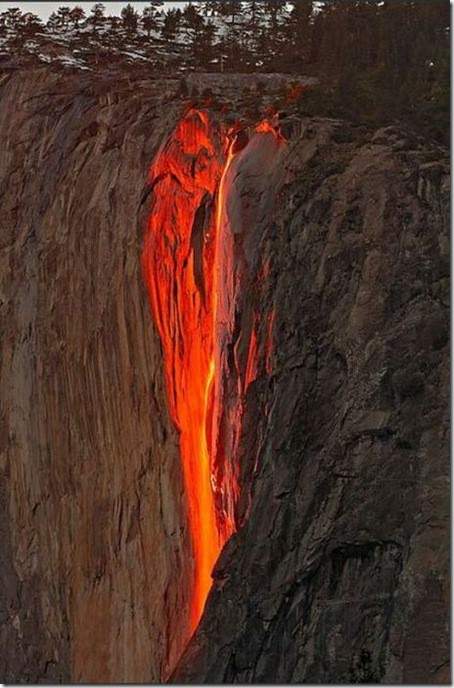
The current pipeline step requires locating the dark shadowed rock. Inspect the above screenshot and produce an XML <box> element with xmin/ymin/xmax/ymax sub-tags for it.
<box><xmin>173</xmin><ymin>118</ymin><xmax>449</xmax><ymax>684</ymax></box>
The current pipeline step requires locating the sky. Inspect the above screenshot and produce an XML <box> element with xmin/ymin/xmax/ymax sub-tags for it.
<box><xmin>0</xmin><ymin>1</ymin><xmax>191</xmax><ymax>20</ymax></box>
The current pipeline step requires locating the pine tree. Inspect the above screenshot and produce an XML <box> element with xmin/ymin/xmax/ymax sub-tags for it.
<box><xmin>199</xmin><ymin>1</ymin><xmax>218</xmax><ymax>17</ymax></box>
<box><xmin>218</xmin><ymin>1</ymin><xmax>239</xmax><ymax>26</ymax></box>
<box><xmin>57</xmin><ymin>6</ymin><xmax>71</xmax><ymax>28</ymax></box>
<box><xmin>192</xmin><ymin>20</ymin><xmax>217</xmax><ymax>69</ymax></box>
<box><xmin>47</xmin><ymin>11</ymin><xmax>60</xmax><ymax>32</ymax></box>
<box><xmin>142</xmin><ymin>8</ymin><xmax>156</xmax><ymax>37</ymax></box>
<box><xmin>183</xmin><ymin>3</ymin><xmax>203</xmax><ymax>34</ymax></box>
<box><xmin>288</xmin><ymin>1</ymin><xmax>313</xmax><ymax>28</ymax></box>
<box><xmin>2</xmin><ymin>7</ymin><xmax>22</xmax><ymax>29</ymax></box>
<box><xmin>161</xmin><ymin>8</ymin><xmax>181</xmax><ymax>44</ymax></box>
<box><xmin>121</xmin><ymin>3</ymin><xmax>139</xmax><ymax>34</ymax></box>
<box><xmin>89</xmin><ymin>3</ymin><xmax>105</xmax><ymax>34</ymax></box>
<box><xmin>183</xmin><ymin>4</ymin><xmax>202</xmax><ymax>27</ymax></box>
<box><xmin>244</xmin><ymin>1</ymin><xmax>264</xmax><ymax>29</ymax></box>
<box><xmin>182</xmin><ymin>3</ymin><xmax>206</xmax><ymax>69</ymax></box>
<box><xmin>142</xmin><ymin>2</ymin><xmax>163</xmax><ymax>37</ymax></box>
<box><xmin>69</xmin><ymin>6</ymin><xmax>85</xmax><ymax>29</ymax></box>
<box><xmin>285</xmin><ymin>1</ymin><xmax>313</xmax><ymax>69</ymax></box>
<box><xmin>20</xmin><ymin>12</ymin><xmax>43</xmax><ymax>38</ymax></box>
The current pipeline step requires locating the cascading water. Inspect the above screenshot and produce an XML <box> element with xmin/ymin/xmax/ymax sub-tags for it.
<box><xmin>142</xmin><ymin>109</ymin><xmax>284</xmax><ymax>642</ymax></box>
<box><xmin>142</xmin><ymin>109</ymin><xmax>235</xmax><ymax>634</ymax></box>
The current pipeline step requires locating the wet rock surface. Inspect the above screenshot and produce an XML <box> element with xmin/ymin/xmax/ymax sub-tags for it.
<box><xmin>0</xmin><ymin>67</ymin><xmax>449</xmax><ymax>684</ymax></box>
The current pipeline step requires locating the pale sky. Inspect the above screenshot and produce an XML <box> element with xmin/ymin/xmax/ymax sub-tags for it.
<box><xmin>0</xmin><ymin>1</ymin><xmax>191</xmax><ymax>20</ymax></box>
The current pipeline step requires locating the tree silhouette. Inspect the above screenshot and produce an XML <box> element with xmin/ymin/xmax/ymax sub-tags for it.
<box><xmin>89</xmin><ymin>3</ymin><xmax>105</xmax><ymax>35</ymax></box>
<box><xmin>47</xmin><ymin>11</ymin><xmax>60</xmax><ymax>32</ymax></box>
<box><xmin>70</xmin><ymin>6</ymin><xmax>85</xmax><ymax>29</ymax></box>
<box><xmin>2</xmin><ymin>7</ymin><xmax>22</xmax><ymax>29</ymax></box>
<box><xmin>199</xmin><ymin>1</ymin><xmax>219</xmax><ymax>17</ymax></box>
<box><xmin>121</xmin><ymin>3</ymin><xmax>139</xmax><ymax>35</ymax></box>
<box><xmin>161</xmin><ymin>8</ymin><xmax>181</xmax><ymax>43</ymax></box>
<box><xmin>20</xmin><ymin>12</ymin><xmax>43</xmax><ymax>38</ymax></box>
<box><xmin>142</xmin><ymin>4</ymin><xmax>158</xmax><ymax>37</ymax></box>
<box><xmin>57</xmin><ymin>6</ymin><xmax>71</xmax><ymax>28</ymax></box>
<box><xmin>244</xmin><ymin>1</ymin><xmax>265</xmax><ymax>29</ymax></box>
<box><xmin>284</xmin><ymin>1</ymin><xmax>313</xmax><ymax>69</ymax></box>
<box><xmin>218</xmin><ymin>1</ymin><xmax>239</xmax><ymax>26</ymax></box>
<box><xmin>192</xmin><ymin>20</ymin><xmax>217</xmax><ymax>69</ymax></box>
<box><xmin>183</xmin><ymin>3</ymin><xmax>203</xmax><ymax>32</ymax></box>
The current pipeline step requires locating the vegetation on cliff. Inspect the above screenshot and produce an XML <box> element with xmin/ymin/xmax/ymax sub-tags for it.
<box><xmin>0</xmin><ymin>1</ymin><xmax>449</xmax><ymax>143</ymax></box>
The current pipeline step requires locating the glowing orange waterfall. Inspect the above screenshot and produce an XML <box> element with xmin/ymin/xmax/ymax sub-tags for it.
<box><xmin>142</xmin><ymin>110</ymin><xmax>283</xmax><ymax>638</ymax></box>
<box><xmin>142</xmin><ymin>110</ymin><xmax>236</xmax><ymax>633</ymax></box>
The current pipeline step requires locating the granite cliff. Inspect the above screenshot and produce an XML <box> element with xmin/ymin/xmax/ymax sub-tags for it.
<box><xmin>0</xmin><ymin>66</ymin><xmax>449</xmax><ymax>683</ymax></box>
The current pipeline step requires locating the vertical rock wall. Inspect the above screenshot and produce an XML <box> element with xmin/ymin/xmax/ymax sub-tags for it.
<box><xmin>0</xmin><ymin>68</ymin><xmax>188</xmax><ymax>683</ymax></box>
<box><xmin>0</xmin><ymin>67</ymin><xmax>449</xmax><ymax>685</ymax></box>
<box><xmin>174</xmin><ymin>120</ymin><xmax>450</xmax><ymax>684</ymax></box>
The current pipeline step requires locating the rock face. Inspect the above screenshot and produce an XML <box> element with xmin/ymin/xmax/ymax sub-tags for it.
<box><xmin>0</xmin><ymin>68</ymin><xmax>190</xmax><ymax>683</ymax></box>
<box><xmin>173</xmin><ymin>120</ymin><xmax>450</xmax><ymax>683</ymax></box>
<box><xmin>0</xmin><ymin>65</ymin><xmax>449</xmax><ymax>685</ymax></box>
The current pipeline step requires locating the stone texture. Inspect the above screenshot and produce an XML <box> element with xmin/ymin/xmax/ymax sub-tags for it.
<box><xmin>0</xmin><ymin>67</ymin><xmax>190</xmax><ymax>683</ymax></box>
<box><xmin>0</xmin><ymin>65</ymin><xmax>449</xmax><ymax>685</ymax></box>
<box><xmin>174</xmin><ymin>119</ymin><xmax>450</xmax><ymax>684</ymax></box>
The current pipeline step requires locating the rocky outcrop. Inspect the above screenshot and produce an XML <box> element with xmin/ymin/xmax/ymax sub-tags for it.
<box><xmin>0</xmin><ymin>65</ymin><xmax>449</xmax><ymax>684</ymax></box>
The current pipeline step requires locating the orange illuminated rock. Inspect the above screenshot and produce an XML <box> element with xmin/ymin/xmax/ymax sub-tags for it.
<box><xmin>142</xmin><ymin>110</ymin><xmax>236</xmax><ymax>633</ymax></box>
<box><xmin>143</xmin><ymin>111</ymin><xmax>284</xmax><ymax>639</ymax></box>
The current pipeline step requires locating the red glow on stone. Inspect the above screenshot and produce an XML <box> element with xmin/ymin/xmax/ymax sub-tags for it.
<box><xmin>143</xmin><ymin>112</ymin><xmax>281</xmax><ymax>640</ymax></box>
<box><xmin>142</xmin><ymin>110</ymin><xmax>236</xmax><ymax>635</ymax></box>
<box><xmin>245</xmin><ymin>323</ymin><xmax>258</xmax><ymax>389</ymax></box>
<box><xmin>256</xmin><ymin>117</ymin><xmax>286</xmax><ymax>143</ymax></box>
<box><xmin>255</xmin><ymin>120</ymin><xmax>276</xmax><ymax>134</ymax></box>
